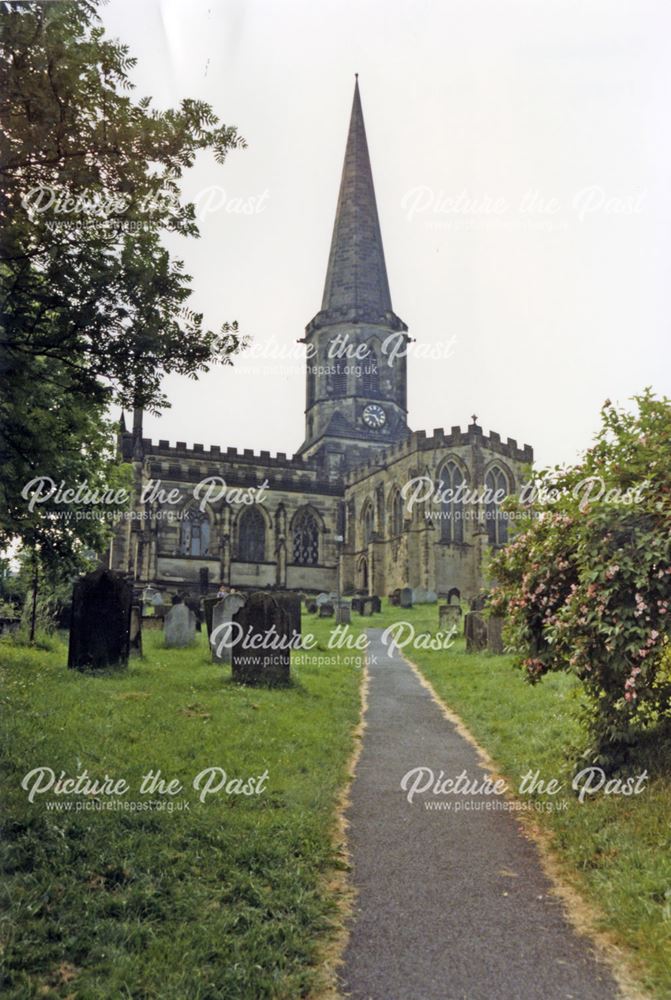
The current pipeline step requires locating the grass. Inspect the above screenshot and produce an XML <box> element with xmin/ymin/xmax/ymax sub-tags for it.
<box><xmin>0</xmin><ymin>620</ymin><xmax>363</xmax><ymax>999</ymax></box>
<box><xmin>369</xmin><ymin>600</ymin><xmax>671</xmax><ymax>999</ymax></box>
<box><xmin>2</xmin><ymin>603</ymin><xmax>670</xmax><ymax>998</ymax></box>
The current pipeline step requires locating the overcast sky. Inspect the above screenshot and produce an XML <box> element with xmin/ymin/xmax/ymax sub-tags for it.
<box><xmin>100</xmin><ymin>0</ymin><xmax>671</xmax><ymax>470</ymax></box>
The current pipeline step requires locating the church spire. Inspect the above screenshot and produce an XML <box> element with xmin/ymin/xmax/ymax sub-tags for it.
<box><xmin>320</xmin><ymin>77</ymin><xmax>393</xmax><ymax>321</ymax></box>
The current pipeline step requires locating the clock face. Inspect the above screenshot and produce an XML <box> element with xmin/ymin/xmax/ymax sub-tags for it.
<box><xmin>362</xmin><ymin>403</ymin><xmax>386</xmax><ymax>429</ymax></box>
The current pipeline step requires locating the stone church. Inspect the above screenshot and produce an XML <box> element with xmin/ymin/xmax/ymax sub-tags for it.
<box><xmin>110</xmin><ymin>80</ymin><xmax>532</xmax><ymax>601</ymax></box>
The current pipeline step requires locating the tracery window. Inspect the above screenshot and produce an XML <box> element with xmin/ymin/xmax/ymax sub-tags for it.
<box><xmin>237</xmin><ymin>506</ymin><xmax>266</xmax><ymax>562</ymax></box>
<box><xmin>179</xmin><ymin>508</ymin><xmax>210</xmax><ymax>556</ymax></box>
<box><xmin>292</xmin><ymin>508</ymin><xmax>319</xmax><ymax>565</ymax></box>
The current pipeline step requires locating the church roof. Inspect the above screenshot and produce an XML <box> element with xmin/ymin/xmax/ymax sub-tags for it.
<box><xmin>320</xmin><ymin>78</ymin><xmax>394</xmax><ymax>323</ymax></box>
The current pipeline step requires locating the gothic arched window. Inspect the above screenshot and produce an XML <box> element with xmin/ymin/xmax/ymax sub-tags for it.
<box><xmin>439</xmin><ymin>461</ymin><xmax>464</xmax><ymax>544</ymax></box>
<box><xmin>485</xmin><ymin>466</ymin><xmax>509</xmax><ymax>545</ymax></box>
<box><xmin>362</xmin><ymin>347</ymin><xmax>380</xmax><ymax>396</ymax></box>
<box><xmin>237</xmin><ymin>506</ymin><xmax>265</xmax><ymax>562</ymax></box>
<box><xmin>362</xmin><ymin>503</ymin><xmax>374</xmax><ymax>546</ymax></box>
<box><xmin>390</xmin><ymin>489</ymin><xmax>404</xmax><ymax>537</ymax></box>
<box><xmin>292</xmin><ymin>508</ymin><xmax>319</xmax><ymax>565</ymax></box>
<box><xmin>180</xmin><ymin>508</ymin><xmax>210</xmax><ymax>557</ymax></box>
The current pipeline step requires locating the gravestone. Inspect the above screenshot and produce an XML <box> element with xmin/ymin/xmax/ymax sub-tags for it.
<box><xmin>447</xmin><ymin>587</ymin><xmax>461</xmax><ymax>605</ymax></box>
<box><xmin>351</xmin><ymin>597</ymin><xmax>364</xmax><ymax>614</ymax></box>
<box><xmin>319</xmin><ymin>601</ymin><xmax>334</xmax><ymax>617</ymax></box>
<box><xmin>425</xmin><ymin>590</ymin><xmax>438</xmax><ymax>604</ymax></box>
<box><xmin>361</xmin><ymin>599</ymin><xmax>374</xmax><ymax>617</ymax></box>
<box><xmin>465</xmin><ymin>611</ymin><xmax>488</xmax><ymax>652</ymax></box>
<box><xmin>315</xmin><ymin>593</ymin><xmax>331</xmax><ymax>607</ymax></box>
<box><xmin>210</xmin><ymin>593</ymin><xmax>246</xmax><ymax>664</ymax></box>
<box><xmin>389</xmin><ymin>588</ymin><xmax>401</xmax><ymax>606</ymax></box>
<box><xmin>439</xmin><ymin>604</ymin><xmax>462</xmax><ymax>631</ymax></box>
<box><xmin>400</xmin><ymin>587</ymin><xmax>413</xmax><ymax>608</ymax></box>
<box><xmin>412</xmin><ymin>587</ymin><xmax>430</xmax><ymax>604</ymax></box>
<box><xmin>335</xmin><ymin>601</ymin><xmax>351</xmax><ymax>625</ymax></box>
<box><xmin>199</xmin><ymin>567</ymin><xmax>210</xmax><ymax>594</ymax></box>
<box><xmin>183</xmin><ymin>594</ymin><xmax>202</xmax><ymax>632</ymax></box>
<box><xmin>231</xmin><ymin>592</ymin><xmax>291</xmax><ymax>686</ymax></box>
<box><xmin>272</xmin><ymin>592</ymin><xmax>302</xmax><ymax>647</ymax></box>
<box><xmin>367</xmin><ymin>595</ymin><xmax>381</xmax><ymax>614</ymax></box>
<box><xmin>164</xmin><ymin>604</ymin><xmax>196</xmax><ymax>648</ymax></box>
<box><xmin>68</xmin><ymin>568</ymin><xmax>132</xmax><ymax>671</ymax></box>
<box><xmin>487</xmin><ymin>616</ymin><xmax>505</xmax><ymax>655</ymax></box>
<box><xmin>202</xmin><ymin>596</ymin><xmax>220</xmax><ymax>638</ymax></box>
<box><xmin>305</xmin><ymin>599</ymin><xmax>318</xmax><ymax>614</ymax></box>
<box><xmin>129</xmin><ymin>605</ymin><xmax>142</xmax><ymax>658</ymax></box>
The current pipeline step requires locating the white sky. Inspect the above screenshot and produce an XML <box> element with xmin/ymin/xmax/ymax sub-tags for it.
<box><xmin>99</xmin><ymin>0</ymin><xmax>671</xmax><ymax>469</ymax></box>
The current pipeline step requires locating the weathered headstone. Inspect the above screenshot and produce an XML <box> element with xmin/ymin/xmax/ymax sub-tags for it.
<box><xmin>439</xmin><ymin>604</ymin><xmax>462</xmax><ymax>631</ymax></box>
<box><xmin>305</xmin><ymin>599</ymin><xmax>318</xmax><ymax>614</ymax></box>
<box><xmin>210</xmin><ymin>593</ymin><xmax>246</xmax><ymax>664</ymax></box>
<box><xmin>363</xmin><ymin>595</ymin><xmax>381</xmax><ymax>614</ymax></box>
<box><xmin>315</xmin><ymin>592</ymin><xmax>331</xmax><ymax>607</ymax></box>
<box><xmin>400</xmin><ymin>587</ymin><xmax>413</xmax><ymax>608</ymax></box>
<box><xmin>389</xmin><ymin>588</ymin><xmax>401</xmax><ymax>606</ymax></box>
<box><xmin>425</xmin><ymin>590</ymin><xmax>438</xmax><ymax>604</ymax></box>
<box><xmin>271</xmin><ymin>592</ymin><xmax>302</xmax><ymax>647</ymax></box>
<box><xmin>231</xmin><ymin>592</ymin><xmax>291</xmax><ymax>686</ymax></box>
<box><xmin>129</xmin><ymin>605</ymin><xmax>142</xmax><ymax>658</ymax></box>
<box><xmin>487</xmin><ymin>616</ymin><xmax>505</xmax><ymax>655</ymax></box>
<box><xmin>68</xmin><ymin>568</ymin><xmax>132</xmax><ymax>671</ymax></box>
<box><xmin>412</xmin><ymin>587</ymin><xmax>429</xmax><ymax>604</ymax></box>
<box><xmin>164</xmin><ymin>604</ymin><xmax>196</xmax><ymax>648</ymax></box>
<box><xmin>465</xmin><ymin>611</ymin><xmax>488</xmax><ymax>652</ymax></box>
<box><xmin>361</xmin><ymin>599</ymin><xmax>374</xmax><ymax>617</ymax></box>
<box><xmin>319</xmin><ymin>601</ymin><xmax>334</xmax><ymax>617</ymax></box>
<box><xmin>335</xmin><ymin>601</ymin><xmax>351</xmax><ymax>625</ymax></box>
<box><xmin>351</xmin><ymin>597</ymin><xmax>364</xmax><ymax>614</ymax></box>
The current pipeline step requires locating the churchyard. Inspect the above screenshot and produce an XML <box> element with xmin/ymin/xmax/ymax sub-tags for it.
<box><xmin>1</xmin><ymin>595</ymin><xmax>670</xmax><ymax>998</ymax></box>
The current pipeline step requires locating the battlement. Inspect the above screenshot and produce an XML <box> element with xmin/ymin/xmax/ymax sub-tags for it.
<box><xmin>143</xmin><ymin>438</ymin><xmax>314</xmax><ymax>470</ymax></box>
<box><xmin>344</xmin><ymin>425</ymin><xmax>534</xmax><ymax>485</ymax></box>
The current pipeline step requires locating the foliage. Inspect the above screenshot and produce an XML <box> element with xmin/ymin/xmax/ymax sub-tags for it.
<box><xmin>0</xmin><ymin>1</ymin><xmax>247</xmax><ymax>578</ymax></box>
<box><xmin>489</xmin><ymin>391</ymin><xmax>671</xmax><ymax>760</ymax></box>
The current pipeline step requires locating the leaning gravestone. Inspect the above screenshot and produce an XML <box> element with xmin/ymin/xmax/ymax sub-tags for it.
<box><xmin>129</xmin><ymin>605</ymin><xmax>142</xmax><ymax>658</ymax></box>
<box><xmin>164</xmin><ymin>604</ymin><xmax>196</xmax><ymax>648</ymax></box>
<box><xmin>465</xmin><ymin>612</ymin><xmax>488</xmax><ymax>652</ymax></box>
<box><xmin>400</xmin><ymin>587</ymin><xmax>413</xmax><ymax>608</ymax></box>
<box><xmin>211</xmin><ymin>593</ymin><xmax>246</xmax><ymax>664</ymax></box>
<box><xmin>68</xmin><ymin>568</ymin><xmax>133</xmax><ymax>671</ymax></box>
<box><xmin>487</xmin><ymin>616</ymin><xmax>505</xmax><ymax>655</ymax></box>
<box><xmin>231</xmin><ymin>592</ymin><xmax>291</xmax><ymax>686</ymax></box>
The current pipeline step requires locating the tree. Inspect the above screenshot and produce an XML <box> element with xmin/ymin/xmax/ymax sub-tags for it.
<box><xmin>489</xmin><ymin>391</ymin><xmax>671</xmax><ymax>764</ymax></box>
<box><xmin>0</xmin><ymin>1</ymin><xmax>248</xmax><ymax>586</ymax></box>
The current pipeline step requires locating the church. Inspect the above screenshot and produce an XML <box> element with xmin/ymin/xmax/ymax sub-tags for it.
<box><xmin>110</xmin><ymin>80</ymin><xmax>533</xmax><ymax>602</ymax></box>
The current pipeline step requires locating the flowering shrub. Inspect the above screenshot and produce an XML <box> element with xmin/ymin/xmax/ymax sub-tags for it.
<box><xmin>490</xmin><ymin>392</ymin><xmax>671</xmax><ymax>761</ymax></box>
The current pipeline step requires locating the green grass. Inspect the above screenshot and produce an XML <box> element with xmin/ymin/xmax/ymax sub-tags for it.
<box><xmin>0</xmin><ymin>621</ymin><xmax>362</xmax><ymax>999</ymax></box>
<box><xmin>2</xmin><ymin>603</ymin><xmax>670</xmax><ymax>998</ymax></box>
<box><xmin>372</xmin><ymin>600</ymin><xmax>671</xmax><ymax>999</ymax></box>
